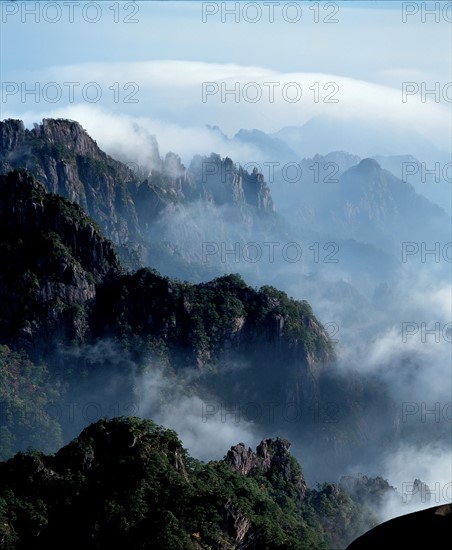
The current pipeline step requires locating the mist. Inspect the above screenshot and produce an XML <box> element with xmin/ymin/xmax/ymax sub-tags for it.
<box><xmin>135</xmin><ymin>366</ymin><xmax>260</xmax><ymax>461</ymax></box>
<box><xmin>116</xmin><ymin>120</ymin><xmax>451</xmax><ymax>521</ymax></box>
<box><xmin>3</xmin><ymin>111</ymin><xmax>449</xmax><ymax>524</ymax></box>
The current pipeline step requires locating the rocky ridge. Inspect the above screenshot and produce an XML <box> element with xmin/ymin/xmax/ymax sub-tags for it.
<box><xmin>0</xmin><ymin>119</ymin><xmax>276</xmax><ymax>259</ymax></box>
<box><xmin>225</xmin><ymin>438</ymin><xmax>307</xmax><ymax>502</ymax></box>
<box><xmin>0</xmin><ymin>417</ymin><xmax>377</xmax><ymax>549</ymax></box>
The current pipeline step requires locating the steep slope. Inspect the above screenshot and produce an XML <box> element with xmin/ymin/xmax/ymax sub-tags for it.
<box><xmin>92</xmin><ymin>270</ymin><xmax>332</xmax><ymax>374</ymax></box>
<box><xmin>0</xmin><ymin>169</ymin><xmax>331</xmax><ymax>369</ymax></box>
<box><xmin>0</xmin><ymin>345</ymin><xmax>63</xmax><ymax>460</ymax></box>
<box><xmin>0</xmin><ymin>169</ymin><xmax>337</xmax><ymax>460</ymax></box>
<box><xmin>0</xmin><ymin>118</ymin><xmax>141</xmax><ymax>245</ymax></box>
<box><xmin>0</xmin><ymin>168</ymin><xmax>402</xmax><ymax>483</ymax></box>
<box><xmin>374</xmin><ymin>153</ymin><xmax>452</xmax><ymax>215</ymax></box>
<box><xmin>0</xmin><ymin>119</ymin><xmax>276</xmax><ymax>264</ymax></box>
<box><xmin>0</xmin><ymin>169</ymin><xmax>121</xmax><ymax>353</ymax></box>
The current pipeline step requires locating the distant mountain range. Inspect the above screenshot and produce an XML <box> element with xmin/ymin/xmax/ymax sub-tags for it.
<box><xmin>202</xmin><ymin>117</ymin><xmax>451</xmax><ymax>216</ymax></box>
<box><xmin>0</xmin><ymin>117</ymin><xmax>449</xmax><ymax>548</ymax></box>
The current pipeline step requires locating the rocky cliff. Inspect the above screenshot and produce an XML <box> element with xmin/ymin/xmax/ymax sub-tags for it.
<box><xmin>0</xmin><ymin>119</ymin><xmax>276</xmax><ymax>259</ymax></box>
<box><xmin>0</xmin><ymin>169</ymin><xmax>121</xmax><ymax>353</ymax></box>
<box><xmin>91</xmin><ymin>269</ymin><xmax>334</xmax><ymax>413</ymax></box>
<box><xmin>1</xmin><ymin>119</ymin><xmax>140</xmax><ymax>245</ymax></box>
<box><xmin>225</xmin><ymin>438</ymin><xmax>307</xmax><ymax>502</ymax></box>
<box><xmin>185</xmin><ymin>153</ymin><xmax>274</xmax><ymax>213</ymax></box>
<box><xmin>0</xmin><ymin>168</ymin><xmax>332</xmax><ymax>418</ymax></box>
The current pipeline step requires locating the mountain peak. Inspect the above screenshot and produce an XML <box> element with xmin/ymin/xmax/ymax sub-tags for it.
<box><xmin>356</xmin><ymin>158</ymin><xmax>381</xmax><ymax>173</ymax></box>
<box><xmin>225</xmin><ymin>437</ymin><xmax>307</xmax><ymax>501</ymax></box>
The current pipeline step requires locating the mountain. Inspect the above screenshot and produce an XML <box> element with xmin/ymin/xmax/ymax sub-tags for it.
<box><xmin>0</xmin><ymin>168</ymin><xmax>403</xmax><ymax>486</ymax></box>
<box><xmin>0</xmin><ymin>169</ymin><xmax>121</xmax><ymax>353</ymax></box>
<box><xmin>0</xmin><ymin>170</ymin><xmax>328</xmax><ymax>365</ymax></box>
<box><xmin>273</xmin><ymin>115</ymin><xmax>448</xmax><ymax>162</ymax></box>
<box><xmin>3</xmin><ymin>119</ymin><xmax>447</xmax><ymax>300</ymax></box>
<box><xmin>0</xmin><ymin>119</ymin><xmax>276</xmax><ymax>271</ymax></box>
<box><xmin>0</xmin><ymin>122</ymin><xmax>411</xmax><ymax>479</ymax></box>
<box><xmin>374</xmin><ymin>154</ymin><xmax>452</xmax><ymax>215</ymax></box>
<box><xmin>277</xmin><ymin>156</ymin><xmax>450</xmax><ymax>256</ymax></box>
<box><xmin>234</xmin><ymin>128</ymin><xmax>300</xmax><ymax>165</ymax></box>
<box><xmin>0</xmin><ymin>416</ymin><xmax>377</xmax><ymax>549</ymax></box>
<box><xmin>0</xmin><ymin>168</ymin><xmax>341</xmax><ymax>458</ymax></box>
<box><xmin>0</xmin><ymin>118</ymin><xmax>141</xmax><ymax>246</ymax></box>
<box><xmin>1</xmin><ymin>119</ymin><xmax>445</xmax><ymax>544</ymax></box>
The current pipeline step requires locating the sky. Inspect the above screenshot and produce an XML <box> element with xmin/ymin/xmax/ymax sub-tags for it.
<box><xmin>1</xmin><ymin>0</ymin><xmax>451</xmax><ymax>160</ymax></box>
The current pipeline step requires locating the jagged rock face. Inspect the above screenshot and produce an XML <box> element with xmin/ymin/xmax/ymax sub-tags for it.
<box><xmin>3</xmin><ymin>417</ymin><xmax>344</xmax><ymax>549</ymax></box>
<box><xmin>222</xmin><ymin>500</ymin><xmax>253</xmax><ymax>547</ymax></box>
<box><xmin>339</xmin><ymin>473</ymin><xmax>398</xmax><ymax>509</ymax></box>
<box><xmin>186</xmin><ymin>154</ymin><xmax>275</xmax><ymax>213</ymax></box>
<box><xmin>0</xmin><ymin>170</ymin><xmax>121</xmax><ymax>353</ymax></box>
<box><xmin>225</xmin><ymin>437</ymin><xmax>307</xmax><ymax>502</ymax></box>
<box><xmin>1</xmin><ymin>120</ymin><xmax>277</xmax><ymax>255</ymax></box>
<box><xmin>1</xmin><ymin>119</ymin><xmax>140</xmax><ymax>245</ymax></box>
<box><xmin>0</xmin><ymin>169</ymin><xmax>331</xmax><ymax>388</ymax></box>
<box><xmin>224</xmin><ymin>442</ymin><xmax>260</xmax><ymax>476</ymax></box>
<box><xmin>1</xmin><ymin>117</ymin><xmax>26</xmax><ymax>152</ymax></box>
<box><xmin>132</xmin><ymin>179</ymin><xmax>169</xmax><ymax>232</ymax></box>
<box><xmin>92</xmin><ymin>271</ymin><xmax>333</xmax><ymax>414</ymax></box>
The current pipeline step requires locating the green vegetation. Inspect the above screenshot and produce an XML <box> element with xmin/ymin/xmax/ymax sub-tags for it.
<box><xmin>36</xmin><ymin>142</ymin><xmax>76</xmax><ymax>164</ymax></box>
<box><xmin>0</xmin><ymin>170</ymin><xmax>120</xmax><ymax>346</ymax></box>
<box><xmin>0</xmin><ymin>124</ymin><xmax>399</xmax><ymax>548</ymax></box>
<box><xmin>0</xmin><ymin>345</ymin><xmax>63</xmax><ymax>460</ymax></box>
<box><xmin>93</xmin><ymin>270</ymin><xmax>334</xmax><ymax>369</ymax></box>
<box><xmin>0</xmin><ymin>417</ymin><xmax>374</xmax><ymax>549</ymax></box>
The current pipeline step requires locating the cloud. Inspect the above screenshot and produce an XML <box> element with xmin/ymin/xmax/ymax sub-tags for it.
<box><xmin>3</xmin><ymin>60</ymin><xmax>450</xmax><ymax>151</ymax></box>
<box><xmin>135</xmin><ymin>367</ymin><xmax>258</xmax><ymax>461</ymax></box>
<box><xmin>3</xmin><ymin>104</ymin><xmax>265</xmax><ymax>168</ymax></box>
<box><xmin>378</xmin><ymin>442</ymin><xmax>452</xmax><ymax>521</ymax></box>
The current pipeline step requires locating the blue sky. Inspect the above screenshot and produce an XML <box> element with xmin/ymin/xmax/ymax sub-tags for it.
<box><xmin>1</xmin><ymin>1</ymin><xmax>451</xmax><ymax>160</ymax></box>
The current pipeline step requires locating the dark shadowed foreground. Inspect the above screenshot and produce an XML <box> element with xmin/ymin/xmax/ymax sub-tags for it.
<box><xmin>346</xmin><ymin>503</ymin><xmax>452</xmax><ymax>549</ymax></box>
